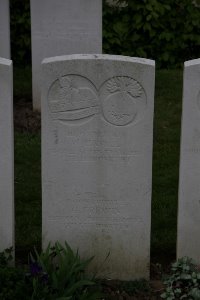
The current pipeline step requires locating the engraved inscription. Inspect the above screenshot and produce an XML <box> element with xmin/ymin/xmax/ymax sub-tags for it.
<box><xmin>48</xmin><ymin>75</ymin><xmax>146</xmax><ymax>126</ymax></box>
<box><xmin>183</xmin><ymin>129</ymin><xmax>200</xmax><ymax>153</ymax></box>
<box><xmin>56</xmin><ymin>129</ymin><xmax>143</xmax><ymax>162</ymax></box>
<box><xmin>47</xmin><ymin>182</ymin><xmax>149</xmax><ymax>228</ymax></box>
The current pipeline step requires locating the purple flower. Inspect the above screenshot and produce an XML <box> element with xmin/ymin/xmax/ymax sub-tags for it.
<box><xmin>30</xmin><ymin>262</ymin><xmax>42</xmax><ymax>276</ymax></box>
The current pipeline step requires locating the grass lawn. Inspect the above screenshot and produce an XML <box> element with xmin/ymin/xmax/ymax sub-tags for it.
<box><xmin>14</xmin><ymin>66</ymin><xmax>183</xmax><ymax>265</ymax></box>
<box><xmin>151</xmin><ymin>69</ymin><xmax>183</xmax><ymax>264</ymax></box>
<box><xmin>15</xmin><ymin>132</ymin><xmax>41</xmax><ymax>255</ymax></box>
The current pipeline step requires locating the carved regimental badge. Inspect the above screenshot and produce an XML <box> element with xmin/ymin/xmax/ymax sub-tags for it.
<box><xmin>48</xmin><ymin>75</ymin><xmax>147</xmax><ymax>126</ymax></box>
<box><xmin>48</xmin><ymin>75</ymin><xmax>99</xmax><ymax>123</ymax></box>
<box><xmin>101</xmin><ymin>76</ymin><xmax>146</xmax><ymax>126</ymax></box>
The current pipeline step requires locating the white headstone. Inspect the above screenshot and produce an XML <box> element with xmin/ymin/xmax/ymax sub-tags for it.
<box><xmin>177</xmin><ymin>58</ymin><xmax>200</xmax><ymax>262</ymax></box>
<box><xmin>42</xmin><ymin>54</ymin><xmax>155</xmax><ymax>280</ymax></box>
<box><xmin>31</xmin><ymin>0</ymin><xmax>102</xmax><ymax>111</ymax></box>
<box><xmin>0</xmin><ymin>0</ymin><xmax>10</xmax><ymax>59</ymax></box>
<box><xmin>0</xmin><ymin>58</ymin><xmax>13</xmax><ymax>252</ymax></box>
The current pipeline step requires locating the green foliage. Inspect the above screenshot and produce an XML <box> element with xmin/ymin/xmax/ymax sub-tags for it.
<box><xmin>103</xmin><ymin>0</ymin><xmax>200</xmax><ymax>68</ymax></box>
<box><xmin>0</xmin><ymin>243</ymin><xmax>101</xmax><ymax>300</ymax></box>
<box><xmin>0</xmin><ymin>248</ymin><xmax>13</xmax><ymax>267</ymax></box>
<box><xmin>0</xmin><ymin>248</ymin><xmax>29</xmax><ymax>300</ymax></box>
<box><xmin>10</xmin><ymin>0</ymin><xmax>31</xmax><ymax>65</ymax></box>
<box><xmin>161</xmin><ymin>257</ymin><xmax>200</xmax><ymax>299</ymax></box>
<box><xmin>10</xmin><ymin>0</ymin><xmax>200</xmax><ymax>68</ymax></box>
<box><xmin>28</xmin><ymin>242</ymin><xmax>102</xmax><ymax>300</ymax></box>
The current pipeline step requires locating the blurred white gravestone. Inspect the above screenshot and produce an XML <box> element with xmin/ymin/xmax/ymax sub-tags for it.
<box><xmin>0</xmin><ymin>0</ymin><xmax>10</xmax><ymax>59</ymax></box>
<box><xmin>177</xmin><ymin>59</ymin><xmax>200</xmax><ymax>262</ymax></box>
<box><xmin>42</xmin><ymin>54</ymin><xmax>155</xmax><ymax>280</ymax></box>
<box><xmin>0</xmin><ymin>58</ymin><xmax>14</xmax><ymax>252</ymax></box>
<box><xmin>30</xmin><ymin>0</ymin><xmax>102</xmax><ymax>111</ymax></box>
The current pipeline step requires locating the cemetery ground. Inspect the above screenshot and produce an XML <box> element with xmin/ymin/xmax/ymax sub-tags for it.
<box><xmin>13</xmin><ymin>66</ymin><xmax>182</xmax><ymax>299</ymax></box>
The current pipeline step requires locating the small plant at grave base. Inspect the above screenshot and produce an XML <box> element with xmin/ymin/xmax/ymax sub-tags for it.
<box><xmin>0</xmin><ymin>243</ymin><xmax>102</xmax><ymax>300</ymax></box>
<box><xmin>161</xmin><ymin>256</ymin><xmax>200</xmax><ymax>299</ymax></box>
<box><xmin>0</xmin><ymin>247</ymin><xmax>13</xmax><ymax>267</ymax></box>
<box><xmin>27</xmin><ymin>241</ymin><xmax>102</xmax><ymax>300</ymax></box>
<box><xmin>0</xmin><ymin>248</ymin><xmax>29</xmax><ymax>300</ymax></box>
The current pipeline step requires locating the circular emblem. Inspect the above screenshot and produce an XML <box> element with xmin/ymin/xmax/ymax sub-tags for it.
<box><xmin>48</xmin><ymin>75</ymin><xmax>147</xmax><ymax>126</ymax></box>
<box><xmin>100</xmin><ymin>77</ymin><xmax>147</xmax><ymax>126</ymax></box>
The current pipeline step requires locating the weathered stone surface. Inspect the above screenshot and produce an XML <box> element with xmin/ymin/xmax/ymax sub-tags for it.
<box><xmin>177</xmin><ymin>58</ymin><xmax>200</xmax><ymax>262</ymax></box>
<box><xmin>0</xmin><ymin>58</ymin><xmax>13</xmax><ymax>251</ymax></box>
<box><xmin>0</xmin><ymin>0</ymin><xmax>10</xmax><ymax>59</ymax></box>
<box><xmin>42</xmin><ymin>54</ymin><xmax>155</xmax><ymax>280</ymax></box>
<box><xmin>31</xmin><ymin>0</ymin><xmax>102</xmax><ymax>111</ymax></box>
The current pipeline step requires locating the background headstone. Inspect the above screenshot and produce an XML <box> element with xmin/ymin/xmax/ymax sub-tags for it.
<box><xmin>0</xmin><ymin>0</ymin><xmax>10</xmax><ymax>59</ymax></box>
<box><xmin>177</xmin><ymin>58</ymin><xmax>200</xmax><ymax>262</ymax></box>
<box><xmin>31</xmin><ymin>0</ymin><xmax>102</xmax><ymax>111</ymax></box>
<box><xmin>42</xmin><ymin>54</ymin><xmax>155</xmax><ymax>280</ymax></box>
<box><xmin>0</xmin><ymin>58</ymin><xmax>13</xmax><ymax>252</ymax></box>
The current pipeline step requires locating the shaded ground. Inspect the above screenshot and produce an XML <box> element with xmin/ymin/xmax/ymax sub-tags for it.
<box><xmin>101</xmin><ymin>278</ymin><xmax>165</xmax><ymax>299</ymax></box>
<box><xmin>14</xmin><ymin>100</ymin><xmax>41</xmax><ymax>133</ymax></box>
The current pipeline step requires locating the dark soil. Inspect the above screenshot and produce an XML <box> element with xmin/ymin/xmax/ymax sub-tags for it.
<box><xmin>14</xmin><ymin>100</ymin><xmax>167</xmax><ymax>299</ymax></box>
<box><xmin>14</xmin><ymin>100</ymin><xmax>41</xmax><ymax>133</ymax></box>
<box><xmin>101</xmin><ymin>278</ymin><xmax>165</xmax><ymax>299</ymax></box>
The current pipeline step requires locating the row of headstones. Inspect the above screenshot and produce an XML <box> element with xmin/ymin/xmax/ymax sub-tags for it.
<box><xmin>0</xmin><ymin>0</ymin><xmax>102</xmax><ymax>111</ymax></box>
<box><xmin>0</xmin><ymin>55</ymin><xmax>200</xmax><ymax>280</ymax></box>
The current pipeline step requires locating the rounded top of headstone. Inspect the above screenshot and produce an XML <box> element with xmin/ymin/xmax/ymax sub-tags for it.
<box><xmin>0</xmin><ymin>57</ymin><xmax>12</xmax><ymax>66</ymax></box>
<box><xmin>42</xmin><ymin>54</ymin><xmax>155</xmax><ymax>67</ymax></box>
<box><xmin>184</xmin><ymin>58</ymin><xmax>200</xmax><ymax>68</ymax></box>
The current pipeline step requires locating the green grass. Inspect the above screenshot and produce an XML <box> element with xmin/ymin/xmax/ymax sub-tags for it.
<box><xmin>15</xmin><ymin>132</ymin><xmax>41</xmax><ymax>255</ymax></box>
<box><xmin>14</xmin><ymin>66</ymin><xmax>32</xmax><ymax>102</ymax></box>
<box><xmin>14</xmin><ymin>67</ymin><xmax>183</xmax><ymax>264</ymax></box>
<box><xmin>151</xmin><ymin>69</ymin><xmax>183</xmax><ymax>262</ymax></box>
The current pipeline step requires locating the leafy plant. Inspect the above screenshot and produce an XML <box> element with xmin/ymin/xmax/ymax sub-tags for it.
<box><xmin>161</xmin><ymin>257</ymin><xmax>200</xmax><ymax>299</ymax></box>
<box><xmin>10</xmin><ymin>0</ymin><xmax>31</xmax><ymax>65</ymax></box>
<box><xmin>0</xmin><ymin>248</ymin><xmax>29</xmax><ymax>300</ymax></box>
<box><xmin>103</xmin><ymin>0</ymin><xmax>200</xmax><ymax>68</ymax></box>
<box><xmin>10</xmin><ymin>0</ymin><xmax>200</xmax><ymax>68</ymax></box>
<box><xmin>0</xmin><ymin>247</ymin><xmax>13</xmax><ymax>267</ymax></box>
<box><xmin>28</xmin><ymin>241</ymin><xmax>102</xmax><ymax>300</ymax></box>
<box><xmin>0</xmin><ymin>243</ymin><xmax>101</xmax><ymax>300</ymax></box>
